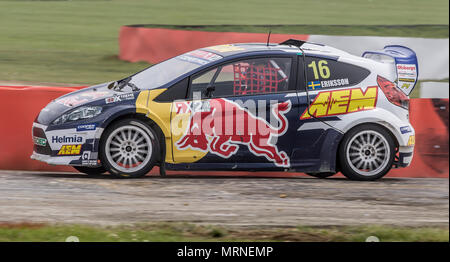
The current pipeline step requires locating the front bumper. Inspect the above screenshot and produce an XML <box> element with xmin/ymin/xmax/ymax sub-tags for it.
<box><xmin>30</xmin><ymin>122</ymin><xmax>103</xmax><ymax>167</ymax></box>
<box><xmin>30</xmin><ymin>151</ymin><xmax>85</xmax><ymax>166</ymax></box>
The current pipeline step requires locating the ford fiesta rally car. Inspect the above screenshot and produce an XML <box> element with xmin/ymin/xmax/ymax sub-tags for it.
<box><xmin>31</xmin><ymin>40</ymin><xmax>417</xmax><ymax>180</ymax></box>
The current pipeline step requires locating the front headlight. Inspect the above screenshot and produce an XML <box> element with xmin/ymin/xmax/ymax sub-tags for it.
<box><xmin>52</xmin><ymin>106</ymin><xmax>102</xmax><ymax>125</ymax></box>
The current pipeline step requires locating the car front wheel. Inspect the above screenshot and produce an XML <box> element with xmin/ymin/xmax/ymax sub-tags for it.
<box><xmin>338</xmin><ymin>124</ymin><xmax>396</xmax><ymax>181</ymax></box>
<box><xmin>99</xmin><ymin>118</ymin><xmax>159</xmax><ymax>178</ymax></box>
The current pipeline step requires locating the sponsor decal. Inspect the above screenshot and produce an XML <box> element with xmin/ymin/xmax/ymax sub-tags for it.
<box><xmin>105</xmin><ymin>93</ymin><xmax>135</xmax><ymax>104</ymax></box>
<box><xmin>177</xmin><ymin>50</ymin><xmax>222</xmax><ymax>65</ymax></box>
<box><xmin>33</xmin><ymin>136</ymin><xmax>47</xmax><ymax>146</ymax></box>
<box><xmin>320</xmin><ymin>78</ymin><xmax>349</xmax><ymax>88</ymax></box>
<box><xmin>81</xmin><ymin>151</ymin><xmax>97</xmax><ymax>165</ymax></box>
<box><xmin>308</xmin><ymin>78</ymin><xmax>350</xmax><ymax>90</ymax></box>
<box><xmin>307</xmin><ymin>81</ymin><xmax>321</xmax><ymax>90</ymax></box>
<box><xmin>400</xmin><ymin>126</ymin><xmax>412</xmax><ymax>134</ymax></box>
<box><xmin>407</xmin><ymin>135</ymin><xmax>415</xmax><ymax>146</ymax></box>
<box><xmin>57</xmin><ymin>91</ymin><xmax>110</xmax><ymax>107</ymax></box>
<box><xmin>398</xmin><ymin>78</ymin><xmax>415</xmax><ymax>83</ymax></box>
<box><xmin>396</xmin><ymin>64</ymin><xmax>417</xmax><ymax>94</ymax></box>
<box><xmin>56</xmin><ymin>97</ymin><xmax>88</xmax><ymax>107</ymax></box>
<box><xmin>174</xmin><ymin>100</ymin><xmax>211</xmax><ymax>114</ymax></box>
<box><xmin>52</xmin><ymin>135</ymin><xmax>83</xmax><ymax>144</ymax></box>
<box><xmin>82</xmin><ymin>151</ymin><xmax>91</xmax><ymax>160</ymax></box>
<box><xmin>76</xmin><ymin>123</ymin><xmax>97</xmax><ymax>131</ymax></box>
<box><xmin>397</xmin><ymin>64</ymin><xmax>417</xmax><ymax>73</ymax></box>
<box><xmin>82</xmin><ymin>160</ymin><xmax>98</xmax><ymax>165</ymax></box>
<box><xmin>177</xmin><ymin>55</ymin><xmax>209</xmax><ymax>65</ymax></box>
<box><xmin>79</xmin><ymin>90</ymin><xmax>110</xmax><ymax>99</ymax></box>
<box><xmin>207</xmin><ymin>44</ymin><xmax>245</xmax><ymax>53</ymax></box>
<box><xmin>400</xmin><ymin>83</ymin><xmax>411</xmax><ymax>90</ymax></box>
<box><xmin>300</xmin><ymin>86</ymin><xmax>378</xmax><ymax>119</ymax></box>
<box><xmin>174</xmin><ymin>98</ymin><xmax>291</xmax><ymax>167</ymax></box>
<box><xmin>58</xmin><ymin>144</ymin><xmax>82</xmax><ymax>155</ymax></box>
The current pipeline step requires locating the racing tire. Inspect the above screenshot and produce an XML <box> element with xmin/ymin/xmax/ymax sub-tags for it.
<box><xmin>99</xmin><ymin>118</ymin><xmax>159</xmax><ymax>179</ymax></box>
<box><xmin>306</xmin><ymin>172</ymin><xmax>336</xmax><ymax>179</ymax></box>
<box><xmin>338</xmin><ymin>124</ymin><xmax>396</xmax><ymax>181</ymax></box>
<box><xmin>73</xmin><ymin>166</ymin><xmax>107</xmax><ymax>176</ymax></box>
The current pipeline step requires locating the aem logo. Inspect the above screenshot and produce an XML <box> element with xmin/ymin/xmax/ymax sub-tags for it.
<box><xmin>300</xmin><ymin>86</ymin><xmax>378</xmax><ymax>119</ymax></box>
<box><xmin>58</xmin><ymin>144</ymin><xmax>82</xmax><ymax>155</ymax></box>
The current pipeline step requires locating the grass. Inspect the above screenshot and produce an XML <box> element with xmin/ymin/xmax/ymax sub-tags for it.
<box><xmin>144</xmin><ymin>24</ymin><xmax>449</xmax><ymax>38</ymax></box>
<box><xmin>0</xmin><ymin>222</ymin><xmax>448</xmax><ymax>242</ymax></box>
<box><xmin>0</xmin><ymin>0</ymin><xmax>448</xmax><ymax>85</ymax></box>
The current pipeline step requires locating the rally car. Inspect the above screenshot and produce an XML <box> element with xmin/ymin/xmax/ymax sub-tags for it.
<box><xmin>31</xmin><ymin>40</ymin><xmax>417</xmax><ymax>180</ymax></box>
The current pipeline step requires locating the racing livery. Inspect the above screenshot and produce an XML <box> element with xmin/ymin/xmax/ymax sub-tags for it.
<box><xmin>31</xmin><ymin>40</ymin><xmax>417</xmax><ymax>180</ymax></box>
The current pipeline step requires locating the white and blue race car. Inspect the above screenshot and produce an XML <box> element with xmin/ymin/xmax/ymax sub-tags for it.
<box><xmin>31</xmin><ymin>40</ymin><xmax>417</xmax><ymax>180</ymax></box>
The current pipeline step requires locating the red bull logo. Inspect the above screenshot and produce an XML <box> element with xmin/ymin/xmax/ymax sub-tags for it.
<box><xmin>173</xmin><ymin>98</ymin><xmax>291</xmax><ymax>167</ymax></box>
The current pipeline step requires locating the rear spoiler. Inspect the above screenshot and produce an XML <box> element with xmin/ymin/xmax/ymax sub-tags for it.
<box><xmin>362</xmin><ymin>45</ymin><xmax>418</xmax><ymax>96</ymax></box>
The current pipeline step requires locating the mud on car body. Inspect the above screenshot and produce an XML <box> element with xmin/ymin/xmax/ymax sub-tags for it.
<box><xmin>31</xmin><ymin>40</ymin><xmax>417</xmax><ymax>180</ymax></box>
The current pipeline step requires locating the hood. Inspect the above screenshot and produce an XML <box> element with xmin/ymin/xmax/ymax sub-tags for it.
<box><xmin>36</xmin><ymin>82</ymin><xmax>135</xmax><ymax>125</ymax></box>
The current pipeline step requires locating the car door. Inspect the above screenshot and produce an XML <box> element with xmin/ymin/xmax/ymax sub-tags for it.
<box><xmin>291</xmin><ymin>55</ymin><xmax>334</xmax><ymax>168</ymax></box>
<box><xmin>291</xmin><ymin>55</ymin><xmax>371</xmax><ymax>170</ymax></box>
<box><xmin>170</xmin><ymin>55</ymin><xmax>300</xmax><ymax>169</ymax></box>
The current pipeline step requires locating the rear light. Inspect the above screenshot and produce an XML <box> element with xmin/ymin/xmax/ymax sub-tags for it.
<box><xmin>377</xmin><ymin>75</ymin><xmax>409</xmax><ymax>110</ymax></box>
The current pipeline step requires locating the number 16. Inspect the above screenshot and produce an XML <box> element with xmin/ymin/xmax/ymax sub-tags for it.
<box><xmin>308</xmin><ymin>60</ymin><xmax>331</xmax><ymax>79</ymax></box>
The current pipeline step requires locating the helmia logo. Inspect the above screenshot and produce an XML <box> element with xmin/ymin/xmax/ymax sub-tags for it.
<box><xmin>173</xmin><ymin>98</ymin><xmax>292</xmax><ymax>167</ymax></box>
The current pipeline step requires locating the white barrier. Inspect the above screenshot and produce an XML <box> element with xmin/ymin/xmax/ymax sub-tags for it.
<box><xmin>309</xmin><ymin>35</ymin><xmax>449</xmax><ymax>80</ymax></box>
<box><xmin>420</xmin><ymin>82</ymin><xmax>449</xmax><ymax>98</ymax></box>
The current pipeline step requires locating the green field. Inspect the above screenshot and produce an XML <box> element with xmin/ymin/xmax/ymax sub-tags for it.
<box><xmin>0</xmin><ymin>0</ymin><xmax>448</xmax><ymax>85</ymax></box>
<box><xmin>0</xmin><ymin>222</ymin><xmax>448</xmax><ymax>242</ymax></box>
<box><xmin>148</xmin><ymin>24</ymin><xmax>449</xmax><ymax>38</ymax></box>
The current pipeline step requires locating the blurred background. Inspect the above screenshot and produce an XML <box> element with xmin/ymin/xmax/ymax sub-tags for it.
<box><xmin>0</xmin><ymin>0</ymin><xmax>448</xmax><ymax>97</ymax></box>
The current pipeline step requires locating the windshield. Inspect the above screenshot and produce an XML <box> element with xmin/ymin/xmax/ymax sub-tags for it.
<box><xmin>129</xmin><ymin>50</ymin><xmax>223</xmax><ymax>90</ymax></box>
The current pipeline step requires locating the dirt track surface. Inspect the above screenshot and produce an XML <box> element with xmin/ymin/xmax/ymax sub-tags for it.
<box><xmin>0</xmin><ymin>171</ymin><xmax>448</xmax><ymax>227</ymax></box>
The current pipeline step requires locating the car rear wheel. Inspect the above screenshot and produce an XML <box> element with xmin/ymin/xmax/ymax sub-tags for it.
<box><xmin>73</xmin><ymin>166</ymin><xmax>107</xmax><ymax>176</ymax></box>
<box><xmin>338</xmin><ymin>124</ymin><xmax>395</xmax><ymax>181</ymax></box>
<box><xmin>99</xmin><ymin>118</ymin><xmax>159</xmax><ymax>178</ymax></box>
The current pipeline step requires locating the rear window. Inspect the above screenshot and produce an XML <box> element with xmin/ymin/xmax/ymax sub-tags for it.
<box><xmin>303</xmin><ymin>57</ymin><xmax>370</xmax><ymax>91</ymax></box>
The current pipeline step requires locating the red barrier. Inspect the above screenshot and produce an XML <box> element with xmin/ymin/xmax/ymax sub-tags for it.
<box><xmin>119</xmin><ymin>26</ymin><xmax>310</xmax><ymax>64</ymax></box>
<box><xmin>390</xmin><ymin>99</ymin><xmax>449</xmax><ymax>178</ymax></box>
<box><xmin>0</xmin><ymin>85</ymin><xmax>448</xmax><ymax>178</ymax></box>
<box><xmin>0</xmin><ymin>86</ymin><xmax>85</xmax><ymax>173</ymax></box>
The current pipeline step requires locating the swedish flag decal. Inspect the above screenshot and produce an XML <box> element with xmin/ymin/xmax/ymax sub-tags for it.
<box><xmin>307</xmin><ymin>81</ymin><xmax>321</xmax><ymax>90</ymax></box>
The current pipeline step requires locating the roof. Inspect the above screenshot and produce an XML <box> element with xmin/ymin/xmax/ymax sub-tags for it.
<box><xmin>200</xmin><ymin>42</ymin><xmax>353</xmax><ymax>59</ymax></box>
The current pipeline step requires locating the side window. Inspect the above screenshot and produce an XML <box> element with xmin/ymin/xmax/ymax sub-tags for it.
<box><xmin>303</xmin><ymin>57</ymin><xmax>370</xmax><ymax>91</ymax></box>
<box><xmin>190</xmin><ymin>68</ymin><xmax>218</xmax><ymax>96</ymax></box>
<box><xmin>154</xmin><ymin>77</ymin><xmax>188</xmax><ymax>102</ymax></box>
<box><xmin>189</xmin><ymin>57</ymin><xmax>292</xmax><ymax>99</ymax></box>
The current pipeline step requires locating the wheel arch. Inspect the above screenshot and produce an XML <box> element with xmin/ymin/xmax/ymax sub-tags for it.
<box><xmin>334</xmin><ymin>121</ymin><xmax>398</xmax><ymax>180</ymax></box>
<box><xmin>339</xmin><ymin>120</ymin><xmax>400</xmax><ymax>148</ymax></box>
<box><xmin>97</xmin><ymin>110</ymin><xmax>167</xmax><ymax>165</ymax></box>
<box><xmin>334</xmin><ymin>121</ymin><xmax>399</xmax><ymax>172</ymax></box>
